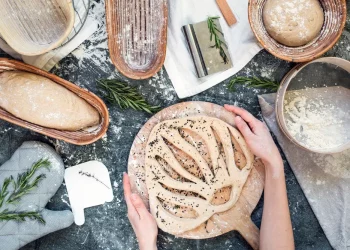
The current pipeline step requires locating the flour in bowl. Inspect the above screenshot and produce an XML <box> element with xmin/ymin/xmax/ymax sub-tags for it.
<box><xmin>283</xmin><ymin>86</ymin><xmax>350</xmax><ymax>151</ymax></box>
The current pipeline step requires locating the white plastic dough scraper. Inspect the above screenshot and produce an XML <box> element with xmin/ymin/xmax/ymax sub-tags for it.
<box><xmin>65</xmin><ymin>161</ymin><xmax>114</xmax><ymax>225</ymax></box>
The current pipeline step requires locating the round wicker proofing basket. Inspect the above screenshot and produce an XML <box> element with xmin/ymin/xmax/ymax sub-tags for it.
<box><xmin>248</xmin><ymin>0</ymin><xmax>347</xmax><ymax>62</ymax></box>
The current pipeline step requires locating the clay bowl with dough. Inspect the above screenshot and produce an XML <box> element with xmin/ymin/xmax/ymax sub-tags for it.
<box><xmin>276</xmin><ymin>57</ymin><xmax>350</xmax><ymax>154</ymax></box>
<box><xmin>0</xmin><ymin>58</ymin><xmax>109</xmax><ymax>146</ymax></box>
<box><xmin>248</xmin><ymin>0</ymin><xmax>347</xmax><ymax>62</ymax></box>
<box><xmin>0</xmin><ymin>0</ymin><xmax>75</xmax><ymax>56</ymax></box>
<box><xmin>105</xmin><ymin>0</ymin><xmax>168</xmax><ymax>79</ymax></box>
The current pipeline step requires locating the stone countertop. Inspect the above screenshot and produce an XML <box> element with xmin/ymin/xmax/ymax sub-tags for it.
<box><xmin>0</xmin><ymin>0</ymin><xmax>348</xmax><ymax>249</ymax></box>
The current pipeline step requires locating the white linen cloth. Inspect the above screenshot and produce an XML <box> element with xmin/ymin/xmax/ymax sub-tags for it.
<box><xmin>259</xmin><ymin>93</ymin><xmax>350</xmax><ymax>250</ymax></box>
<box><xmin>0</xmin><ymin>0</ymin><xmax>98</xmax><ymax>71</ymax></box>
<box><xmin>164</xmin><ymin>0</ymin><xmax>262</xmax><ymax>98</ymax></box>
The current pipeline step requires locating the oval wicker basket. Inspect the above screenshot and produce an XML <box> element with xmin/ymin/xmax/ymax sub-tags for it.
<box><xmin>248</xmin><ymin>0</ymin><xmax>347</xmax><ymax>62</ymax></box>
<box><xmin>0</xmin><ymin>59</ymin><xmax>109</xmax><ymax>146</ymax></box>
<box><xmin>105</xmin><ymin>0</ymin><xmax>168</xmax><ymax>80</ymax></box>
<box><xmin>0</xmin><ymin>0</ymin><xmax>75</xmax><ymax>56</ymax></box>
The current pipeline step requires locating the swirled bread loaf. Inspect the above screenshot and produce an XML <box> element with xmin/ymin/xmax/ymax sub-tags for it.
<box><xmin>145</xmin><ymin>116</ymin><xmax>254</xmax><ymax>234</ymax></box>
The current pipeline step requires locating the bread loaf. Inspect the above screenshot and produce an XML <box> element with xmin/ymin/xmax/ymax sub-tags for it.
<box><xmin>0</xmin><ymin>71</ymin><xmax>100</xmax><ymax>131</ymax></box>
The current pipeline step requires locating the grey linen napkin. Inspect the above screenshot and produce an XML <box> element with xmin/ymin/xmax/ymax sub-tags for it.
<box><xmin>258</xmin><ymin>93</ymin><xmax>350</xmax><ymax>250</ymax></box>
<box><xmin>0</xmin><ymin>141</ymin><xmax>74</xmax><ymax>250</ymax></box>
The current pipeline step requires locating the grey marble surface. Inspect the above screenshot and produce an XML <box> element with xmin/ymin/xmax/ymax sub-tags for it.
<box><xmin>0</xmin><ymin>0</ymin><xmax>349</xmax><ymax>249</ymax></box>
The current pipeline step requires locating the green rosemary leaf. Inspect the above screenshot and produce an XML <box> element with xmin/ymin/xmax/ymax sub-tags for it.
<box><xmin>0</xmin><ymin>159</ymin><xmax>50</xmax><ymax>224</ymax></box>
<box><xmin>7</xmin><ymin>159</ymin><xmax>51</xmax><ymax>204</ymax></box>
<box><xmin>228</xmin><ymin>76</ymin><xmax>280</xmax><ymax>91</ymax></box>
<box><xmin>0</xmin><ymin>177</ymin><xmax>12</xmax><ymax>208</ymax></box>
<box><xmin>207</xmin><ymin>16</ymin><xmax>229</xmax><ymax>64</ymax></box>
<box><xmin>97</xmin><ymin>79</ymin><xmax>161</xmax><ymax>114</ymax></box>
<box><xmin>214</xmin><ymin>27</ymin><xmax>223</xmax><ymax>35</ymax></box>
<box><xmin>0</xmin><ymin>210</ymin><xmax>45</xmax><ymax>224</ymax></box>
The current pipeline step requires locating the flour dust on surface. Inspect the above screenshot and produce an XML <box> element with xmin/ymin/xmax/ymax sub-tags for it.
<box><xmin>311</xmin><ymin>150</ymin><xmax>350</xmax><ymax>179</ymax></box>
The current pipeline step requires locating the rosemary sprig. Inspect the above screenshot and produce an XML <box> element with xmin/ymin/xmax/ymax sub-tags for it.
<box><xmin>0</xmin><ymin>158</ymin><xmax>50</xmax><ymax>224</ymax></box>
<box><xmin>97</xmin><ymin>79</ymin><xmax>160</xmax><ymax>114</ymax></box>
<box><xmin>0</xmin><ymin>210</ymin><xmax>45</xmax><ymax>224</ymax></box>
<box><xmin>207</xmin><ymin>16</ymin><xmax>229</xmax><ymax>64</ymax></box>
<box><xmin>228</xmin><ymin>76</ymin><xmax>280</xmax><ymax>91</ymax></box>
<box><xmin>0</xmin><ymin>177</ymin><xmax>11</xmax><ymax>207</ymax></box>
<box><xmin>79</xmin><ymin>170</ymin><xmax>110</xmax><ymax>190</ymax></box>
<box><xmin>7</xmin><ymin>159</ymin><xmax>51</xmax><ymax>204</ymax></box>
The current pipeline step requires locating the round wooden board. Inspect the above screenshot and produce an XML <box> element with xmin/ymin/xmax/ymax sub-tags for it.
<box><xmin>127</xmin><ymin>102</ymin><xmax>265</xmax><ymax>249</ymax></box>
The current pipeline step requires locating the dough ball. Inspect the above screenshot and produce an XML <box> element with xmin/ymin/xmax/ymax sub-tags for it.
<box><xmin>263</xmin><ymin>0</ymin><xmax>324</xmax><ymax>47</ymax></box>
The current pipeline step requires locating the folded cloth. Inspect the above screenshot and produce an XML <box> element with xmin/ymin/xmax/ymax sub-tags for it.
<box><xmin>259</xmin><ymin>93</ymin><xmax>350</xmax><ymax>250</ymax></box>
<box><xmin>0</xmin><ymin>141</ymin><xmax>73</xmax><ymax>250</ymax></box>
<box><xmin>0</xmin><ymin>0</ymin><xmax>98</xmax><ymax>71</ymax></box>
<box><xmin>164</xmin><ymin>0</ymin><xmax>262</xmax><ymax>98</ymax></box>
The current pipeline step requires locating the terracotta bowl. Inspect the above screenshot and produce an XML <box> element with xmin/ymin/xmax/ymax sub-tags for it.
<box><xmin>0</xmin><ymin>59</ymin><xmax>109</xmax><ymax>145</ymax></box>
<box><xmin>248</xmin><ymin>0</ymin><xmax>347</xmax><ymax>62</ymax></box>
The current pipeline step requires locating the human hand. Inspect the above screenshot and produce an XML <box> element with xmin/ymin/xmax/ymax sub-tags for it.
<box><xmin>224</xmin><ymin>105</ymin><xmax>283</xmax><ymax>168</ymax></box>
<box><xmin>123</xmin><ymin>173</ymin><xmax>158</xmax><ymax>250</ymax></box>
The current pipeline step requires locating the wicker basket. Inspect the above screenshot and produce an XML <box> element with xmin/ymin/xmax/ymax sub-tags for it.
<box><xmin>0</xmin><ymin>59</ymin><xmax>109</xmax><ymax>145</ymax></box>
<box><xmin>0</xmin><ymin>0</ymin><xmax>75</xmax><ymax>56</ymax></box>
<box><xmin>105</xmin><ymin>0</ymin><xmax>168</xmax><ymax>79</ymax></box>
<box><xmin>248</xmin><ymin>0</ymin><xmax>347</xmax><ymax>62</ymax></box>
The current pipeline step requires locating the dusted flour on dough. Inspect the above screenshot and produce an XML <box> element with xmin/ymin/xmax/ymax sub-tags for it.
<box><xmin>0</xmin><ymin>71</ymin><xmax>100</xmax><ymax>131</ymax></box>
<box><xmin>263</xmin><ymin>0</ymin><xmax>324</xmax><ymax>47</ymax></box>
<box><xmin>283</xmin><ymin>87</ymin><xmax>350</xmax><ymax>151</ymax></box>
<box><xmin>145</xmin><ymin>116</ymin><xmax>254</xmax><ymax>235</ymax></box>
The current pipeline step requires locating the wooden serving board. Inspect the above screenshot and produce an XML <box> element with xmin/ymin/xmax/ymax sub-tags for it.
<box><xmin>128</xmin><ymin>102</ymin><xmax>265</xmax><ymax>249</ymax></box>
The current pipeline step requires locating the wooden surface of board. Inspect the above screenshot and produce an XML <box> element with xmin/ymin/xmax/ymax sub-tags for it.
<box><xmin>128</xmin><ymin>102</ymin><xmax>265</xmax><ymax>249</ymax></box>
<box><xmin>216</xmin><ymin>0</ymin><xmax>237</xmax><ymax>26</ymax></box>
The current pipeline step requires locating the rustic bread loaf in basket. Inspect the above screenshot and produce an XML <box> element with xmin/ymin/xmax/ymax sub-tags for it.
<box><xmin>0</xmin><ymin>58</ymin><xmax>109</xmax><ymax>145</ymax></box>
